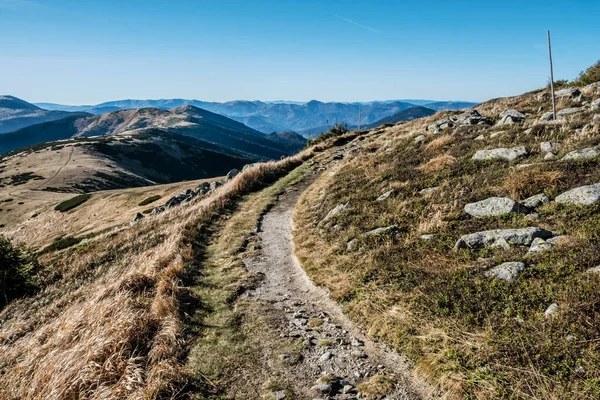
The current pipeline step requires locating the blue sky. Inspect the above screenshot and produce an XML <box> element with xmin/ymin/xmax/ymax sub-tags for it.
<box><xmin>1</xmin><ymin>0</ymin><xmax>599</xmax><ymax>104</ymax></box>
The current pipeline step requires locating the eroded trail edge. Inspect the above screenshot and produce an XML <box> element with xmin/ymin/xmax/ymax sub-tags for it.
<box><xmin>243</xmin><ymin>177</ymin><xmax>434</xmax><ymax>399</ymax></box>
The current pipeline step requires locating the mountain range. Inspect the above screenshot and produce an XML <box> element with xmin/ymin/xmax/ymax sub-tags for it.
<box><xmin>0</xmin><ymin>95</ymin><xmax>89</xmax><ymax>134</ymax></box>
<box><xmin>37</xmin><ymin>98</ymin><xmax>478</xmax><ymax>135</ymax></box>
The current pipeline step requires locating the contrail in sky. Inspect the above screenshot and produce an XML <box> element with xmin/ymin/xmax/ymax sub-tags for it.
<box><xmin>334</xmin><ymin>14</ymin><xmax>380</xmax><ymax>33</ymax></box>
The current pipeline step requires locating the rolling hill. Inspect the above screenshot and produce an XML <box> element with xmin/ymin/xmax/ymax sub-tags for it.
<box><xmin>0</xmin><ymin>105</ymin><xmax>306</xmax><ymax>159</ymax></box>
<box><xmin>38</xmin><ymin>98</ymin><xmax>478</xmax><ymax>134</ymax></box>
<box><xmin>0</xmin><ymin>95</ymin><xmax>90</xmax><ymax>134</ymax></box>
<box><xmin>365</xmin><ymin>106</ymin><xmax>436</xmax><ymax>128</ymax></box>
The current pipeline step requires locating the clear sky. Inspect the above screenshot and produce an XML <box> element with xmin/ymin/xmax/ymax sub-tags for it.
<box><xmin>1</xmin><ymin>0</ymin><xmax>599</xmax><ymax>104</ymax></box>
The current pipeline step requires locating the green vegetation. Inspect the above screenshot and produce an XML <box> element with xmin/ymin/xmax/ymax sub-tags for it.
<box><xmin>573</xmin><ymin>59</ymin><xmax>600</xmax><ymax>86</ymax></box>
<box><xmin>54</xmin><ymin>194</ymin><xmax>92</xmax><ymax>212</ymax></box>
<box><xmin>0</xmin><ymin>235</ymin><xmax>41</xmax><ymax>308</ymax></box>
<box><xmin>40</xmin><ymin>236</ymin><xmax>84</xmax><ymax>255</ymax></box>
<box><xmin>307</xmin><ymin>123</ymin><xmax>351</xmax><ymax>146</ymax></box>
<box><xmin>138</xmin><ymin>194</ymin><xmax>161</xmax><ymax>206</ymax></box>
<box><xmin>294</xmin><ymin>93</ymin><xmax>600</xmax><ymax>398</ymax></box>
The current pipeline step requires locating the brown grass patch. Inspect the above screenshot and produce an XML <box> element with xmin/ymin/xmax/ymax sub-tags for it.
<box><xmin>418</xmin><ymin>154</ymin><xmax>457</xmax><ymax>173</ymax></box>
<box><xmin>502</xmin><ymin>169</ymin><xmax>566</xmax><ymax>199</ymax></box>
<box><xmin>424</xmin><ymin>135</ymin><xmax>454</xmax><ymax>152</ymax></box>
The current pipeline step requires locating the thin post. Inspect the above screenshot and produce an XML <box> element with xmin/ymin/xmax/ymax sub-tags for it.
<box><xmin>548</xmin><ymin>30</ymin><xmax>557</xmax><ymax>120</ymax></box>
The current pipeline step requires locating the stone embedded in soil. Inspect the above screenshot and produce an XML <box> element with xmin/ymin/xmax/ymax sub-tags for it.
<box><xmin>319</xmin><ymin>352</ymin><xmax>332</xmax><ymax>362</ymax></box>
<box><xmin>269</xmin><ymin>390</ymin><xmax>288</xmax><ymax>400</ymax></box>
<box><xmin>464</xmin><ymin>197</ymin><xmax>529</xmax><ymax>217</ymax></box>
<box><xmin>454</xmin><ymin>227</ymin><xmax>554</xmax><ymax>250</ymax></box>
<box><xmin>364</xmin><ymin>225</ymin><xmax>399</xmax><ymax>236</ymax></box>
<box><xmin>540</xmin><ymin>141</ymin><xmax>560</xmax><ymax>153</ymax></box>
<box><xmin>351</xmin><ymin>350</ymin><xmax>367</xmax><ymax>359</ymax></box>
<box><xmin>561</xmin><ymin>147</ymin><xmax>600</xmax><ymax>161</ymax></box>
<box><xmin>497</xmin><ymin>109</ymin><xmax>526</xmax><ymax>125</ymax></box>
<box><xmin>544</xmin><ymin>152</ymin><xmax>556</xmax><ymax>160</ymax></box>
<box><xmin>555</xmin><ymin>183</ymin><xmax>600</xmax><ymax>206</ymax></box>
<box><xmin>472</xmin><ymin>146</ymin><xmax>527</xmax><ymax>162</ymax></box>
<box><xmin>528</xmin><ymin>237</ymin><xmax>553</xmax><ymax>253</ymax></box>
<box><xmin>311</xmin><ymin>384</ymin><xmax>332</xmax><ymax>393</ymax></box>
<box><xmin>522</xmin><ymin>193</ymin><xmax>550</xmax><ymax>209</ymax></box>
<box><xmin>376</xmin><ymin>190</ymin><xmax>394</xmax><ymax>201</ymax></box>
<box><xmin>544</xmin><ymin>303</ymin><xmax>559</xmax><ymax>318</ymax></box>
<box><xmin>323</xmin><ymin>202</ymin><xmax>350</xmax><ymax>222</ymax></box>
<box><xmin>484</xmin><ymin>262</ymin><xmax>526</xmax><ymax>282</ymax></box>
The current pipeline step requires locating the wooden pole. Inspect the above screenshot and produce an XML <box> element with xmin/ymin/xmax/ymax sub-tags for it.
<box><xmin>548</xmin><ymin>30</ymin><xmax>557</xmax><ymax>120</ymax></box>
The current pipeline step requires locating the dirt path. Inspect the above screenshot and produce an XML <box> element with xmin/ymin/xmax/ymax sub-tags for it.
<box><xmin>37</xmin><ymin>146</ymin><xmax>74</xmax><ymax>189</ymax></box>
<box><xmin>243</xmin><ymin>179</ymin><xmax>434</xmax><ymax>399</ymax></box>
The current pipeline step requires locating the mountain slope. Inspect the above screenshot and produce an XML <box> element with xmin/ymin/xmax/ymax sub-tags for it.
<box><xmin>422</xmin><ymin>100</ymin><xmax>478</xmax><ymax>110</ymax></box>
<box><xmin>0</xmin><ymin>95</ymin><xmax>90</xmax><ymax>133</ymax></box>
<box><xmin>0</xmin><ymin>105</ymin><xmax>305</xmax><ymax>159</ymax></box>
<box><xmin>365</xmin><ymin>106</ymin><xmax>436</xmax><ymax>128</ymax></box>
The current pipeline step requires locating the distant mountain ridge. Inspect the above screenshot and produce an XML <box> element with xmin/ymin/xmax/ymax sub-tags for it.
<box><xmin>0</xmin><ymin>95</ymin><xmax>90</xmax><ymax>134</ymax></box>
<box><xmin>365</xmin><ymin>106</ymin><xmax>436</xmax><ymax>129</ymax></box>
<box><xmin>0</xmin><ymin>102</ymin><xmax>306</xmax><ymax>159</ymax></box>
<box><xmin>38</xmin><ymin>98</ymin><xmax>478</xmax><ymax>135</ymax></box>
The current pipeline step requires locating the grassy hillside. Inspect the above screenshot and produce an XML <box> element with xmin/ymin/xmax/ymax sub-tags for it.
<box><xmin>293</xmin><ymin>82</ymin><xmax>600</xmax><ymax>398</ymax></box>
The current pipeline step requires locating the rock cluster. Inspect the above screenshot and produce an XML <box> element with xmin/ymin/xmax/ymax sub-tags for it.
<box><xmin>427</xmin><ymin>110</ymin><xmax>492</xmax><ymax>133</ymax></box>
<box><xmin>497</xmin><ymin>109</ymin><xmax>526</xmax><ymax>125</ymax></box>
<box><xmin>454</xmin><ymin>227</ymin><xmax>554</xmax><ymax>250</ymax></box>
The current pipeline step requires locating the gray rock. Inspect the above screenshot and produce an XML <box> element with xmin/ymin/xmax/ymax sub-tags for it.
<box><xmin>586</xmin><ymin>266</ymin><xmax>600</xmax><ymax>274</ymax></box>
<box><xmin>555</xmin><ymin>87</ymin><xmax>581</xmax><ymax>98</ymax></box>
<box><xmin>544</xmin><ymin>152</ymin><xmax>556</xmax><ymax>160</ymax></box>
<box><xmin>546</xmin><ymin>235</ymin><xmax>568</xmax><ymax>246</ymax></box>
<box><xmin>498</xmin><ymin>109</ymin><xmax>526</xmax><ymax>125</ymax></box>
<box><xmin>376</xmin><ymin>190</ymin><xmax>394</xmax><ymax>201</ymax></box>
<box><xmin>414</xmin><ymin>134</ymin><xmax>426</xmax><ymax>143</ymax></box>
<box><xmin>130</xmin><ymin>212</ymin><xmax>144</xmax><ymax>225</ymax></box>
<box><xmin>311</xmin><ymin>384</ymin><xmax>332</xmax><ymax>393</ymax></box>
<box><xmin>419</xmin><ymin>187</ymin><xmax>439</xmax><ymax>195</ymax></box>
<box><xmin>523</xmin><ymin>193</ymin><xmax>550</xmax><ymax>209</ymax></box>
<box><xmin>269</xmin><ymin>390</ymin><xmax>288</xmax><ymax>400</ymax></box>
<box><xmin>472</xmin><ymin>146</ymin><xmax>527</xmax><ymax>162</ymax></box>
<box><xmin>350</xmin><ymin>337</ymin><xmax>364</xmax><ymax>347</ymax></box>
<box><xmin>489</xmin><ymin>130</ymin><xmax>505</xmax><ymax>138</ymax></box>
<box><xmin>582</xmin><ymin>82</ymin><xmax>600</xmax><ymax>95</ymax></box>
<box><xmin>420</xmin><ymin>234</ymin><xmax>435</xmax><ymax>240</ymax></box>
<box><xmin>484</xmin><ymin>262</ymin><xmax>526</xmax><ymax>282</ymax></box>
<box><xmin>540</xmin><ymin>142</ymin><xmax>560</xmax><ymax>153</ymax></box>
<box><xmin>319</xmin><ymin>352</ymin><xmax>332</xmax><ymax>362</ymax></box>
<box><xmin>562</xmin><ymin>147</ymin><xmax>600</xmax><ymax>161</ymax></box>
<box><xmin>365</xmin><ymin>225</ymin><xmax>399</xmax><ymax>236</ymax></box>
<box><xmin>536</xmin><ymin>92</ymin><xmax>550</xmax><ymax>101</ymax></box>
<box><xmin>464</xmin><ymin>197</ymin><xmax>529</xmax><ymax>217</ymax></box>
<box><xmin>165</xmin><ymin>196</ymin><xmax>180</xmax><ymax>208</ymax></box>
<box><xmin>149</xmin><ymin>206</ymin><xmax>165</xmax><ymax>215</ymax></box>
<box><xmin>346</xmin><ymin>239</ymin><xmax>358</xmax><ymax>251</ymax></box>
<box><xmin>427</xmin><ymin>110</ymin><xmax>492</xmax><ymax>133</ymax></box>
<box><xmin>454</xmin><ymin>227</ymin><xmax>554</xmax><ymax>250</ymax></box>
<box><xmin>324</xmin><ymin>202</ymin><xmax>349</xmax><ymax>221</ymax></box>
<box><xmin>544</xmin><ymin>303</ymin><xmax>559</xmax><ymax>318</ymax></box>
<box><xmin>555</xmin><ymin>183</ymin><xmax>600</xmax><ymax>205</ymax></box>
<box><xmin>591</xmin><ymin>98</ymin><xmax>600</xmax><ymax>110</ymax></box>
<box><xmin>351</xmin><ymin>349</ymin><xmax>367</xmax><ymax>358</ymax></box>
<box><xmin>528</xmin><ymin>237</ymin><xmax>553</xmax><ymax>253</ymax></box>
<box><xmin>557</xmin><ymin>107</ymin><xmax>585</xmax><ymax>118</ymax></box>
<box><xmin>242</xmin><ymin>163</ymin><xmax>258</xmax><ymax>171</ymax></box>
<box><xmin>210</xmin><ymin>181</ymin><xmax>222</xmax><ymax>191</ymax></box>
<box><xmin>474</xmin><ymin>134</ymin><xmax>485</xmax><ymax>141</ymax></box>
<box><xmin>226</xmin><ymin>168</ymin><xmax>240</xmax><ymax>181</ymax></box>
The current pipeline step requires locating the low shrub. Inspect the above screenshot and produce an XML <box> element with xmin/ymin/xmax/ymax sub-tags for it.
<box><xmin>54</xmin><ymin>194</ymin><xmax>91</xmax><ymax>212</ymax></box>
<box><xmin>0</xmin><ymin>235</ymin><xmax>41</xmax><ymax>308</ymax></box>
<box><xmin>138</xmin><ymin>194</ymin><xmax>161</xmax><ymax>206</ymax></box>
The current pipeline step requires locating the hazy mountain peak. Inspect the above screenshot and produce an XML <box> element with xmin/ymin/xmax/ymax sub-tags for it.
<box><xmin>0</xmin><ymin>95</ymin><xmax>42</xmax><ymax>111</ymax></box>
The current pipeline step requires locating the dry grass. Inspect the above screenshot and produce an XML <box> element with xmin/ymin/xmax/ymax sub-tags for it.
<box><xmin>424</xmin><ymin>135</ymin><xmax>454</xmax><ymax>152</ymax></box>
<box><xmin>418</xmin><ymin>154</ymin><xmax>457</xmax><ymax>173</ymax></box>
<box><xmin>0</xmin><ymin>151</ymin><xmax>310</xmax><ymax>399</ymax></box>
<box><xmin>502</xmin><ymin>169</ymin><xmax>566</xmax><ymax>199</ymax></box>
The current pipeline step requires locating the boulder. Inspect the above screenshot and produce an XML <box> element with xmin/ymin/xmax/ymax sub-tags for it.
<box><xmin>420</xmin><ymin>234</ymin><xmax>435</xmax><ymax>240</ymax></box>
<box><xmin>419</xmin><ymin>187</ymin><xmax>439</xmax><ymax>195</ymax></box>
<box><xmin>555</xmin><ymin>87</ymin><xmax>581</xmax><ymax>98</ymax></box>
<box><xmin>484</xmin><ymin>262</ymin><xmax>526</xmax><ymax>282</ymax></box>
<box><xmin>523</xmin><ymin>193</ymin><xmax>550</xmax><ymax>209</ymax></box>
<box><xmin>149</xmin><ymin>206</ymin><xmax>165</xmax><ymax>215</ymax></box>
<box><xmin>544</xmin><ymin>303</ymin><xmax>559</xmax><ymax>318</ymax></box>
<box><xmin>365</xmin><ymin>225</ymin><xmax>399</xmax><ymax>236</ymax></box>
<box><xmin>427</xmin><ymin>110</ymin><xmax>491</xmax><ymax>133</ymax></box>
<box><xmin>464</xmin><ymin>197</ymin><xmax>529</xmax><ymax>217</ymax></box>
<box><xmin>555</xmin><ymin>183</ymin><xmax>600</xmax><ymax>205</ymax></box>
<box><xmin>323</xmin><ymin>202</ymin><xmax>349</xmax><ymax>222</ymax></box>
<box><xmin>472</xmin><ymin>146</ymin><xmax>527</xmax><ymax>162</ymax></box>
<box><xmin>497</xmin><ymin>109</ymin><xmax>526</xmax><ymax>125</ymax></box>
<box><xmin>226</xmin><ymin>169</ymin><xmax>240</xmax><ymax>181</ymax></box>
<box><xmin>528</xmin><ymin>237</ymin><xmax>553</xmax><ymax>253</ymax></box>
<box><xmin>165</xmin><ymin>196</ymin><xmax>180</xmax><ymax>208</ymax></box>
<box><xmin>130</xmin><ymin>212</ymin><xmax>144</xmax><ymax>225</ymax></box>
<box><xmin>591</xmin><ymin>98</ymin><xmax>600</xmax><ymax>110</ymax></box>
<box><xmin>557</xmin><ymin>107</ymin><xmax>585</xmax><ymax>118</ymax></box>
<box><xmin>540</xmin><ymin>142</ymin><xmax>560</xmax><ymax>154</ymax></box>
<box><xmin>544</xmin><ymin>152</ymin><xmax>556</xmax><ymax>160</ymax></box>
<box><xmin>414</xmin><ymin>134</ymin><xmax>426</xmax><ymax>143</ymax></box>
<box><xmin>561</xmin><ymin>147</ymin><xmax>600</xmax><ymax>161</ymax></box>
<box><xmin>474</xmin><ymin>135</ymin><xmax>485</xmax><ymax>141</ymax></box>
<box><xmin>454</xmin><ymin>227</ymin><xmax>554</xmax><ymax>250</ymax></box>
<box><xmin>582</xmin><ymin>82</ymin><xmax>600</xmax><ymax>96</ymax></box>
<box><xmin>210</xmin><ymin>181</ymin><xmax>222</xmax><ymax>191</ymax></box>
<box><xmin>346</xmin><ymin>239</ymin><xmax>358</xmax><ymax>251</ymax></box>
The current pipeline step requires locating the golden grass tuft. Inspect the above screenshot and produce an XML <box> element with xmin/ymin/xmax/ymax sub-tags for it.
<box><xmin>424</xmin><ymin>134</ymin><xmax>454</xmax><ymax>152</ymax></box>
<box><xmin>502</xmin><ymin>169</ymin><xmax>566</xmax><ymax>199</ymax></box>
<box><xmin>418</xmin><ymin>154</ymin><xmax>457</xmax><ymax>173</ymax></box>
